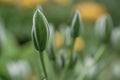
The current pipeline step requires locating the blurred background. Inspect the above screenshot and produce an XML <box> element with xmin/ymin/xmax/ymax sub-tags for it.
<box><xmin>0</xmin><ymin>0</ymin><xmax>120</xmax><ymax>80</ymax></box>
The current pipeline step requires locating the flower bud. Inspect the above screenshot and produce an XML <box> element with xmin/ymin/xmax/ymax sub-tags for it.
<box><xmin>71</xmin><ymin>10</ymin><xmax>83</xmax><ymax>39</ymax></box>
<box><xmin>111</xmin><ymin>27</ymin><xmax>120</xmax><ymax>51</ymax></box>
<box><xmin>95</xmin><ymin>14</ymin><xmax>113</xmax><ymax>43</ymax></box>
<box><xmin>56</xmin><ymin>50</ymin><xmax>65</xmax><ymax>69</ymax></box>
<box><xmin>47</xmin><ymin>24</ymin><xmax>56</xmax><ymax>61</ymax></box>
<box><xmin>69</xmin><ymin>52</ymin><xmax>78</xmax><ymax>69</ymax></box>
<box><xmin>32</xmin><ymin>8</ymin><xmax>49</xmax><ymax>52</ymax></box>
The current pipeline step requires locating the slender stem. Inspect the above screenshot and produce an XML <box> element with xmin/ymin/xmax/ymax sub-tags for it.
<box><xmin>39</xmin><ymin>51</ymin><xmax>47</xmax><ymax>80</ymax></box>
<box><xmin>69</xmin><ymin>38</ymin><xmax>75</xmax><ymax>68</ymax></box>
<box><xmin>79</xmin><ymin>44</ymin><xmax>106</xmax><ymax>80</ymax></box>
<box><xmin>60</xmin><ymin>39</ymin><xmax>76</xmax><ymax>80</ymax></box>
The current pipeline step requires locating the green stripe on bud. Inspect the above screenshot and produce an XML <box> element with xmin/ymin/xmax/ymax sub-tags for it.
<box><xmin>95</xmin><ymin>14</ymin><xmax>113</xmax><ymax>43</ymax></box>
<box><xmin>71</xmin><ymin>10</ymin><xmax>83</xmax><ymax>39</ymax></box>
<box><xmin>32</xmin><ymin>8</ymin><xmax>49</xmax><ymax>52</ymax></box>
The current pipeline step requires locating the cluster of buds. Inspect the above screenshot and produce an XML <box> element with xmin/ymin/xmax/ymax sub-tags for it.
<box><xmin>31</xmin><ymin>7</ymin><xmax>114</xmax><ymax>79</ymax></box>
<box><xmin>46</xmin><ymin>10</ymin><xmax>85</xmax><ymax>69</ymax></box>
<box><xmin>31</xmin><ymin>8</ymin><xmax>84</xmax><ymax>79</ymax></box>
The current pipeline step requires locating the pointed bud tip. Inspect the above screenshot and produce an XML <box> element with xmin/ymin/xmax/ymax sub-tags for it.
<box><xmin>75</xmin><ymin>10</ymin><xmax>80</xmax><ymax>16</ymax></box>
<box><xmin>71</xmin><ymin>10</ymin><xmax>83</xmax><ymax>39</ymax></box>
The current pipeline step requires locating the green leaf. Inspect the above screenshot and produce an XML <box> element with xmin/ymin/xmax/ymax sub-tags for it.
<box><xmin>71</xmin><ymin>10</ymin><xmax>83</xmax><ymax>39</ymax></box>
<box><xmin>32</xmin><ymin>8</ymin><xmax>49</xmax><ymax>52</ymax></box>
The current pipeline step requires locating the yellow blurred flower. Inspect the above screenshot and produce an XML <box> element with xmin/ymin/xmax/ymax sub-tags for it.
<box><xmin>0</xmin><ymin>0</ymin><xmax>14</xmax><ymax>4</ymax></box>
<box><xmin>52</xmin><ymin>0</ymin><xmax>69</xmax><ymax>5</ymax></box>
<box><xmin>54</xmin><ymin>31</ymin><xmax>63</xmax><ymax>49</ymax></box>
<box><xmin>74</xmin><ymin>37</ymin><xmax>84</xmax><ymax>52</ymax></box>
<box><xmin>28</xmin><ymin>75</ymin><xmax>37</xmax><ymax>80</ymax></box>
<box><xmin>16</xmin><ymin>0</ymin><xmax>46</xmax><ymax>8</ymax></box>
<box><xmin>75</xmin><ymin>2</ymin><xmax>106</xmax><ymax>21</ymax></box>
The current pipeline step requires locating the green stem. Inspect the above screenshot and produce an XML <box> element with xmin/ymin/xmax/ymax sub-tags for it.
<box><xmin>39</xmin><ymin>51</ymin><xmax>47</xmax><ymax>80</ymax></box>
<box><xmin>60</xmin><ymin>39</ymin><xmax>76</xmax><ymax>80</ymax></box>
<box><xmin>69</xmin><ymin>38</ymin><xmax>75</xmax><ymax>68</ymax></box>
<box><xmin>79</xmin><ymin>44</ymin><xmax>106</xmax><ymax>80</ymax></box>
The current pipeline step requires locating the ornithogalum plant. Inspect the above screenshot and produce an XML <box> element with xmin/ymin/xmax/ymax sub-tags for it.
<box><xmin>31</xmin><ymin>8</ymin><xmax>49</xmax><ymax>80</ymax></box>
<box><xmin>31</xmin><ymin>8</ymin><xmax>113</xmax><ymax>80</ymax></box>
<box><xmin>69</xmin><ymin>10</ymin><xmax>83</xmax><ymax>68</ymax></box>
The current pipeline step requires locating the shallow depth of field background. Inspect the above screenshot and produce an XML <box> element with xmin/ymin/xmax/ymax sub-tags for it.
<box><xmin>0</xmin><ymin>0</ymin><xmax>120</xmax><ymax>80</ymax></box>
